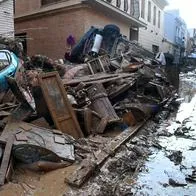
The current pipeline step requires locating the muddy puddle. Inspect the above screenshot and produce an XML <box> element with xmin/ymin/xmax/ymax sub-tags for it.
<box><xmin>132</xmin><ymin>70</ymin><xmax>196</xmax><ymax>196</ymax></box>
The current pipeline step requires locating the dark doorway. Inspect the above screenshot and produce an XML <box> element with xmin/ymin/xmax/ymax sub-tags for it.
<box><xmin>130</xmin><ymin>27</ymin><xmax>139</xmax><ymax>41</ymax></box>
<box><xmin>152</xmin><ymin>44</ymin><xmax>159</xmax><ymax>55</ymax></box>
<box><xmin>15</xmin><ymin>33</ymin><xmax>27</xmax><ymax>55</ymax></box>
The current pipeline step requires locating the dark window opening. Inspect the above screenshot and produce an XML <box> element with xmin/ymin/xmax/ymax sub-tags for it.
<box><xmin>148</xmin><ymin>1</ymin><xmax>151</xmax><ymax>22</ymax></box>
<box><xmin>41</xmin><ymin>0</ymin><xmax>63</xmax><ymax>6</ymax></box>
<box><xmin>130</xmin><ymin>28</ymin><xmax>139</xmax><ymax>41</ymax></box>
<box><xmin>116</xmin><ymin>0</ymin><xmax>121</xmax><ymax>8</ymax></box>
<box><xmin>15</xmin><ymin>33</ymin><xmax>27</xmax><ymax>55</ymax></box>
<box><xmin>152</xmin><ymin>44</ymin><xmax>159</xmax><ymax>55</ymax></box>
<box><xmin>141</xmin><ymin>0</ymin><xmax>145</xmax><ymax>19</ymax></box>
<box><xmin>153</xmin><ymin>6</ymin><xmax>156</xmax><ymax>25</ymax></box>
<box><xmin>124</xmin><ymin>0</ymin><xmax>128</xmax><ymax>12</ymax></box>
<box><xmin>158</xmin><ymin>10</ymin><xmax>161</xmax><ymax>28</ymax></box>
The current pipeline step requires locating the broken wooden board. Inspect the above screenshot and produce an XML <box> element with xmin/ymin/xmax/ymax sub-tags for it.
<box><xmin>0</xmin><ymin>111</ymin><xmax>10</xmax><ymax>118</ymax></box>
<box><xmin>38</xmin><ymin>72</ymin><xmax>84</xmax><ymax>139</ymax></box>
<box><xmin>108</xmin><ymin>79</ymin><xmax>136</xmax><ymax>100</ymax></box>
<box><xmin>0</xmin><ymin>135</ymin><xmax>14</xmax><ymax>186</ymax></box>
<box><xmin>64</xmin><ymin>122</ymin><xmax>145</xmax><ymax>187</ymax></box>
<box><xmin>6</xmin><ymin>77</ymin><xmax>34</xmax><ymax>116</ymax></box>
<box><xmin>0</xmin><ymin>103</ymin><xmax>18</xmax><ymax>111</ymax></box>
<box><xmin>87</xmin><ymin>83</ymin><xmax>119</xmax><ymax>122</ymax></box>
<box><xmin>63</xmin><ymin>73</ymin><xmax>137</xmax><ymax>86</ymax></box>
<box><xmin>95</xmin><ymin>117</ymin><xmax>108</xmax><ymax>134</ymax></box>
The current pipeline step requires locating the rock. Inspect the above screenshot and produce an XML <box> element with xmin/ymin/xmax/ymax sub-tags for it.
<box><xmin>132</xmin><ymin>146</ymin><xmax>145</xmax><ymax>157</ymax></box>
<box><xmin>174</xmin><ymin>127</ymin><xmax>185</xmax><ymax>136</ymax></box>
<box><xmin>157</xmin><ymin>130</ymin><xmax>172</xmax><ymax>137</ymax></box>
<box><xmin>165</xmin><ymin>170</ymin><xmax>187</xmax><ymax>187</ymax></box>
<box><xmin>185</xmin><ymin>170</ymin><xmax>196</xmax><ymax>183</ymax></box>
<box><xmin>169</xmin><ymin>178</ymin><xmax>187</xmax><ymax>187</ymax></box>
<box><xmin>152</xmin><ymin>142</ymin><xmax>162</xmax><ymax>149</ymax></box>
<box><xmin>167</xmin><ymin>151</ymin><xmax>183</xmax><ymax>165</ymax></box>
<box><xmin>130</xmin><ymin>137</ymin><xmax>139</xmax><ymax>144</ymax></box>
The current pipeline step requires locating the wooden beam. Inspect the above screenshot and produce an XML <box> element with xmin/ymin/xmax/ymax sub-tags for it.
<box><xmin>0</xmin><ymin>135</ymin><xmax>14</xmax><ymax>186</ymax></box>
<box><xmin>65</xmin><ymin>121</ymin><xmax>145</xmax><ymax>187</ymax></box>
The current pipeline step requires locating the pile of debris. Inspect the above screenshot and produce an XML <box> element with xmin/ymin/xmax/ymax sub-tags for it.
<box><xmin>0</xmin><ymin>24</ymin><xmax>176</xmax><ymax>188</ymax></box>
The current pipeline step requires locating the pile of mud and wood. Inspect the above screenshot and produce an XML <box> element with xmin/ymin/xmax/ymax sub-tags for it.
<box><xmin>0</xmin><ymin>25</ymin><xmax>177</xmax><ymax>190</ymax></box>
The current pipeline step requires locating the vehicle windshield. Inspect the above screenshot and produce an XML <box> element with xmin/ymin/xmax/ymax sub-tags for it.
<box><xmin>0</xmin><ymin>51</ymin><xmax>11</xmax><ymax>71</ymax></box>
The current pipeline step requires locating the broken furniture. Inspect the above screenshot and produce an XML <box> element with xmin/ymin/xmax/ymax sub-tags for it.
<box><xmin>76</xmin><ymin>108</ymin><xmax>109</xmax><ymax>135</ymax></box>
<box><xmin>6</xmin><ymin>77</ymin><xmax>35</xmax><ymax>121</ymax></box>
<box><xmin>87</xmin><ymin>55</ymin><xmax>110</xmax><ymax>75</ymax></box>
<box><xmin>38</xmin><ymin>72</ymin><xmax>84</xmax><ymax>139</ymax></box>
<box><xmin>87</xmin><ymin>83</ymin><xmax>119</xmax><ymax>122</ymax></box>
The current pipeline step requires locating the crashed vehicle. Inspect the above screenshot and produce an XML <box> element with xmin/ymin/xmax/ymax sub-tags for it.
<box><xmin>0</xmin><ymin>50</ymin><xmax>19</xmax><ymax>92</ymax></box>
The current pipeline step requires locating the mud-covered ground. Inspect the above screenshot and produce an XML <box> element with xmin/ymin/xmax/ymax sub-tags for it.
<box><xmin>65</xmin><ymin>69</ymin><xmax>196</xmax><ymax>196</ymax></box>
<box><xmin>131</xmin><ymin>70</ymin><xmax>196</xmax><ymax>195</ymax></box>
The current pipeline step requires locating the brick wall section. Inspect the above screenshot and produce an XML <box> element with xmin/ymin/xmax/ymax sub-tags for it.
<box><xmin>0</xmin><ymin>0</ymin><xmax>14</xmax><ymax>37</ymax></box>
<box><xmin>15</xmin><ymin>0</ymin><xmax>41</xmax><ymax>15</ymax></box>
<box><xmin>15</xmin><ymin>8</ymin><xmax>86</xmax><ymax>59</ymax></box>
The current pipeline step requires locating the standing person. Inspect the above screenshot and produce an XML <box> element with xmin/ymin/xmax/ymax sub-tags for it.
<box><xmin>155</xmin><ymin>52</ymin><xmax>166</xmax><ymax>66</ymax></box>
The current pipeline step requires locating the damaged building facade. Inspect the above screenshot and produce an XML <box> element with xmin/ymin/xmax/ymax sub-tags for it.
<box><xmin>187</xmin><ymin>28</ymin><xmax>196</xmax><ymax>56</ymax></box>
<box><xmin>14</xmin><ymin>0</ymin><xmax>167</xmax><ymax>59</ymax></box>
<box><xmin>163</xmin><ymin>9</ymin><xmax>187</xmax><ymax>64</ymax></box>
<box><xmin>14</xmin><ymin>0</ymin><xmax>145</xmax><ymax>59</ymax></box>
<box><xmin>0</xmin><ymin>0</ymin><xmax>14</xmax><ymax>37</ymax></box>
<box><xmin>138</xmin><ymin>0</ymin><xmax>168</xmax><ymax>54</ymax></box>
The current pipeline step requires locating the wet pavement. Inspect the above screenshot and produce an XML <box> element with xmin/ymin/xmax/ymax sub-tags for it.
<box><xmin>132</xmin><ymin>70</ymin><xmax>196</xmax><ymax>196</ymax></box>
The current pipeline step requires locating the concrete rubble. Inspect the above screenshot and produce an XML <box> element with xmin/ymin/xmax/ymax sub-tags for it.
<box><xmin>0</xmin><ymin>25</ymin><xmax>178</xmax><ymax>193</ymax></box>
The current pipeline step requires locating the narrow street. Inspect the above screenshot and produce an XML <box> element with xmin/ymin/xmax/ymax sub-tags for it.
<box><xmin>132</xmin><ymin>69</ymin><xmax>196</xmax><ymax>195</ymax></box>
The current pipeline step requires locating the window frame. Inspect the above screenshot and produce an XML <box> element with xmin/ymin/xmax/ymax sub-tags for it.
<box><xmin>116</xmin><ymin>0</ymin><xmax>121</xmax><ymax>8</ymax></box>
<box><xmin>141</xmin><ymin>0</ymin><xmax>145</xmax><ymax>19</ymax></box>
<box><xmin>147</xmin><ymin>1</ymin><xmax>151</xmax><ymax>22</ymax></box>
<box><xmin>124</xmin><ymin>0</ymin><xmax>128</xmax><ymax>12</ymax></box>
<box><xmin>153</xmin><ymin>5</ymin><xmax>157</xmax><ymax>26</ymax></box>
<box><xmin>158</xmin><ymin>10</ymin><xmax>161</xmax><ymax>28</ymax></box>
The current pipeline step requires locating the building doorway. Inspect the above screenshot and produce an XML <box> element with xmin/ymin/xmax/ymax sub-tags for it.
<box><xmin>152</xmin><ymin>44</ymin><xmax>159</xmax><ymax>55</ymax></box>
<box><xmin>15</xmin><ymin>33</ymin><xmax>27</xmax><ymax>55</ymax></box>
<box><xmin>130</xmin><ymin>27</ymin><xmax>139</xmax><ymax>41</ymax></box>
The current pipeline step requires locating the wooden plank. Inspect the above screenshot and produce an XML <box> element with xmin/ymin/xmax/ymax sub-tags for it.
<box><xmin>63</xmin><ymin>73</ymin><xmax>136</xmax><ymax>86</ymax></box>
<box><xmin>65</xmin><ymin>122</ymin><xmax>145</xmax><ymax>187</ymax></box>
<box><xmin>38</xmin><ymin>72</ymin><xmax>84</xmax><ymax>139</ymax></box>
<box><xmin>108</xmin><ymin>79</ymin><xmax>136</xmax><ymax>100</ymax></box>
<box><xmin>0</xmin><ymin>135</ymin><xmax>14</xmax><ymax>186</ymax></box>
<box><xmin>87</xmin><ymin>83</ymin><xmax>119</xmax><ymax>121</ymax></box>
<box><xmin>0</xmin><ymin>104</ymin><xmax>18</xmax><ymax>111</ymax></box>
<box><xmin>0</xmin><ymin>111</ymin><xmax>10</xmax><ymax>118</ymax></box>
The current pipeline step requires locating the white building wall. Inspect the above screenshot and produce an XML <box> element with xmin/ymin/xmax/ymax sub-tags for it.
<box><xmin>138</xmin><ymin>0</ymin><xmax>165</xmax><ymax>53</ymax></box>
<box><xmin>0</xmin><ymin>0</ymin><xmax>14</xmax><ymax>37</ymax></box>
